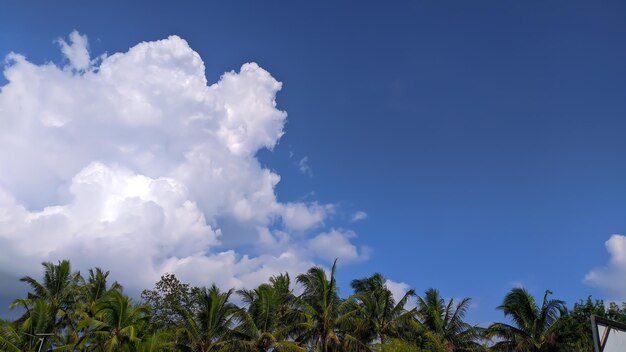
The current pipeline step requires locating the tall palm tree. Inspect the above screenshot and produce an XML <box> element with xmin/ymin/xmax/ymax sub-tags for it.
<box><xmin>176</xmin><ymin>284</ymin><xmax>238</xmax><ymax>352</ymax></box>
<box><xmin>415</xmin><ymin>288</ymin><xmax>483</xmax><ymax>352</ymax></box>
<box><xmin>19</xmin><ymin>260</ymin><xmax>82</xmax><ymax>332</ymax></box>
<box><xmin>225</xmin><ymin>279</ymin><xmax>304</xmax><ymax>352</ymax></box>
<box><xmin>350</xmin><ymin>273</ymin><xmax>416</xmax><ymax>346</ymax></box>
<box><xmin>70</xmin><ymin>267</ymin><xmax>124</xmax><ymax>349</ymax></box>
<box><xmin>294</xmin><ymin>260</ymin><xmax>368</xmax><ymax>352</ymax></box>
<box><xmin>7</xmin><ymin>261</ymin><xmax>82</xmax><ymax>350</ymax></box>
<box><xmin>80</xmin><ymin>290</ymin><xmax>150</xmax><ymax>352</ymax></box>
<box><xmin>1</xmin><ymin>299</ymin><xmax>57</xmax><ymax>351</ymax></box>
<box><xmin>486</xmin><ymin>288</ymin><xmax>565</xmax><ymax>352</ymax></box>
<box><xmin>21</xmin><ymin>260</ymin><xmax>82</xmax><ymax>309</ymax></box>
<box><xmin>82</xmin><ymin>268</ymin><xmax>122</xmax><ymax>308</ymax></box>
<box><xmin>268</xmin><ymin>273</ymin><xmax>295</xmax><ymax>323</ymax></box>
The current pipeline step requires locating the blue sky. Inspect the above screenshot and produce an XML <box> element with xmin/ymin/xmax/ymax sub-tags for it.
<box><xmin>1</xmin><ymin>1</ymin><xmax>626</xmax><ymax>324</ymax></box>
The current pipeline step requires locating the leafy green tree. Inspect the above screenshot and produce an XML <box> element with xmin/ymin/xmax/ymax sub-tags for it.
<box><xmin>556</xmin><ymin>296</ymin><xmax>626</xmax><ymax>352</ymax></box>
<box><xmin>142</xmin><ymin>273</ymin><xmax>193</xmax><ymax>332</ymax></box>
<box><xmin>415</xmin><ymin>288</ymin><xmax>483</xmax><ymax>352</ymax></box>
<box><xmin>486</xmin><ymin>288</ymin><xmax>564</xmax><ymax>352</ymax></box>
<box><xmin>175</xmin><ymin>284</ymin><xmax>238</xmax><ymax>352</ymax></box>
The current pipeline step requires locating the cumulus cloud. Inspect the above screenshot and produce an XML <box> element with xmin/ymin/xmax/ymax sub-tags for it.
<box><xmin>57</xmin><ymin>31</ymin><xmax>92</xmax><ymax>71</ymax></box>
<box><xmin>0</xmin><ymin>32</ymin><xmax>364</xmax><ymax>294</ymax></box>
<box><xmin>585</xmin><ymin>234</ymin><xmax>626</xmax><ymax>299</ymax></box>
<box><xmin>308</xmin><ymin>229</ymin><xmax>369</xmax><ymax>263</ymax></box>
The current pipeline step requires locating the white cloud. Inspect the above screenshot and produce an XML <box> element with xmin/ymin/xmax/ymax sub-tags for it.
<box><xmin>585</xmin><ymin>234</ymin><xmax>626</xmax><ymax>299</ymax></box>
<box><xmin>351</xmin><ymin>211</ymin><xmax>368</xmax><ymax>222</ymax></box>
<box><xmin>0</xmin><ymin>162</ymin><xmax>218</xmax><ymax>288</ymax></box>
<box><xmin>385</xmin><ymin>279</ymin><xmax>415</xmax><ymax>309</ymax></box>
<box><xmin>298</xmin><ymin>156</ymin><xmax>312</xmax><ymax>176</ymax></box>
<box><xmin>281</xmin><ymin>202</ymin><xmax>332</xmax><ymax>232</ymax></box>
<box><xmin>0</xmin><ymin>32</ymin><xmax>364</xmax><ymax>294</ymax></box>
<box><xmin>57</xmin><ymin>31</ymin><xmax>91</xmax><ymax>71</ymax></box>
<box><xmin>308</xmin><ymin>229</ymin><xmax>369</xmax><ymax>263</ymax></box>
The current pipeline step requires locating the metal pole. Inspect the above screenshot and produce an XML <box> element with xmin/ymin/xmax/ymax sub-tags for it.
<box><xmin>37</xmin><ymin>337</ymin><xmax>44</xmax><ymax>352</ymax></box>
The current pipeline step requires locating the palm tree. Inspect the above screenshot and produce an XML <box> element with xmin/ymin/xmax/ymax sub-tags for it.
<box><xmin>0</xmin><ymin>321</ymin><xmax>22</xmax><ymax>352</ymax></box>
<box><xmin>133</xmin><ymin>331</ymin><xmax>174</xmax><ymax>352</ymax></box>
<box><xmin>415</xmin><ymin>288</ymin><xmax>483</xmax><ymax>352</ymax></box>
<box><xmin>176</xmin><ymin>284</ymin><xmax>238</xmax><ymax>352</ymax></box>
<box><xmin>225</xmin><ymin>279</ymin><xmax>304</xmax><ymax>352</ymax></box>
<box><xmin>1</xmin><ymin>299</ymin><xmax>57</xmax><ymax>351</ymax></box>
<box><xmin>68</xmin><ymin>267</ymin><xmax>124</xmax><ymax>349</ymax></box>
<box><xmin>268</xmin><ymin>273</ymin><xmax>295</xmax><ymax>323</ymax></box>
<box><xmin>294</xmin><ymin>260</ymin><xmax>368</xmax><ymax>352</ymax></box>
<box><xmin>19</xmin><ymin>260</ymin><xmax>82</xmax><ymax>332</ymax></box>
<box><xmin>82</xmin><ymin>268</ymin><xmax>122</xmax><ymax>308</ymax></box>
<box><xmin>486</xmin><ymin>288</ymin><xmax>565</xmax><ymax>352</ymax></box>
<box><xmin>350</xmin><ymin>273</ymin><xmax>416</xmax><ymax>347</ymax></box>
<box><xmin>80</xmin><ymin>290</ymin><xmax>150</xmax><ymax>351</ymax></box>
<box><xmin>21</xmin><ymin>260</ymin><xmax>82</xmax><ymax>309</ymax></box>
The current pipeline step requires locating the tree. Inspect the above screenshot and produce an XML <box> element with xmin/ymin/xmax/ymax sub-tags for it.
<box><xmin>176</xmin><ymin>284</ymin><xmax>238</xmax><ymax>352</ymax></box>
<box><xmin>10</xmin><ymin>260</ymin><xmax>83</xmax><ymax>350</ymax></box>
<box><xmin>133</xmin><ymin>331</ymin><xmax>175</xmax><ymax>352</ymax></box>
<box><xmin>294</xmin><ymin>260</ymin><xmax>369</xmax><ymax>352</ymax></box>
<box><xmin>225</xmin><ymin>277</ymin><xmax>304</xmax><ymax>352</ymax></box>
<box><xmin>486</xmin><ymin>288</ymin><xmax>564</xmax><ymax>352</ymax></box>
<box><xmin>142</xmin><ymin>273</ymin><xmax>193</xmax><ymax>331</ymax></box>
<box><xmin>19</xmin><ymin>260</ymin><xmax>82</xmax><ymax>330</ymax></box>
<box><xmin>0</xmin><ymin>320</ymin><xmax>22</xmax><ymax>352</ymax></box>
<box><xmin>1</xmin><ymin>299</ymin><xmax>57</xmax><ymax>351</ymax></box>
<box><xmin>80</xmin><ymin>290</ymin><xmax>151</xmax><ymax>351</ymax></box>
<box><xmin>415</xmin><ymin>288</ymin><xmax>483</xmax><ymax>352</ymax></box>
<box><xmin>556</xmin><ymin>296</ymin><xmax>626</xmax><ymax>352</ymax></box>
<box><xmin>350</xmin><ymin>273</ymin><xmax>416</xmax><ymax>346</ymax></box>
<box><xmin>83</xmin><ymin>267</ymin><xmax>122</xmax><ymax>308</ymax></box>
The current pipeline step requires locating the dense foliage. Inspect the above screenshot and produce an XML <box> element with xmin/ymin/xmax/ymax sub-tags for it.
<box><xmin>1</xmin><ymin>260</ymin><xmax>623</xmax><ymax>351</ymax></box>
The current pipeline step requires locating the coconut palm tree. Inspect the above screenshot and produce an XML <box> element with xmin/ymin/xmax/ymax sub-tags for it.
<box><xmin>69</xmin><ymin>267</ymin><xmax>124</xmax><ymax>349</ymax></box>
<box><xmin>350</xmin><ymin>273</ymin><xmax>416</xmax><ymax>346</ymax></box>
<box><xmin>224</xmin><ymin>279</ymin><xmax>304</xmax><ymax>352</ymax></box>
<box><xmin>486</xmin><ymin>288</ymin><xmax>565</xmax><ymax>352</ymax></box>
<box><xmin>176</xmin><ymin>284</ymin><xmax>238</xmax><ymax>352</ymax></box>
<box><xmin>21</xmin><ymin>260</ymin><xmax>82</xmax><ymax>308</ymax></box>
<box><xmin>82</xmin><ymin>268</ymin><xmax>122</xmax><ymax>308</ymax></box>
<box><xmin>19</xmin><ymin>260</ymin><xmax>82</xmax><ymax>332</ymax></box>
<box><xmin>132</xmin><ymin>331</ymin><xmax>174</xmax><ymax>352</ymax></box>
<box><xmin>80</xmin><ymin>290</ymin><xmax>150</xmax><ymax>352</ymax></box>
<box><xmin>0</xmin><ymin>321</ymin><xmax>22</xmax><ymax>352</ymax></box>
<box><xmin>293</xmin><ymin>260</ymin><xmax>368</xmax><ymax>352</ymax></box>
<box><xmin>1</xmin><ymin>299</ymin><xmax>57</xmax><ymax>351</ymax></box>
<box><xmin>415</xmin><ymin>288</ymin><xmax>483</xmax><ymax>352</ymax></box>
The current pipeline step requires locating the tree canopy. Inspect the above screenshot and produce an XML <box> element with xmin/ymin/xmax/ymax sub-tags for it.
<box><xmin>0</xmin><ymin>259</ymin><xmax>620</xmax><ymax>351</ymax></box>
